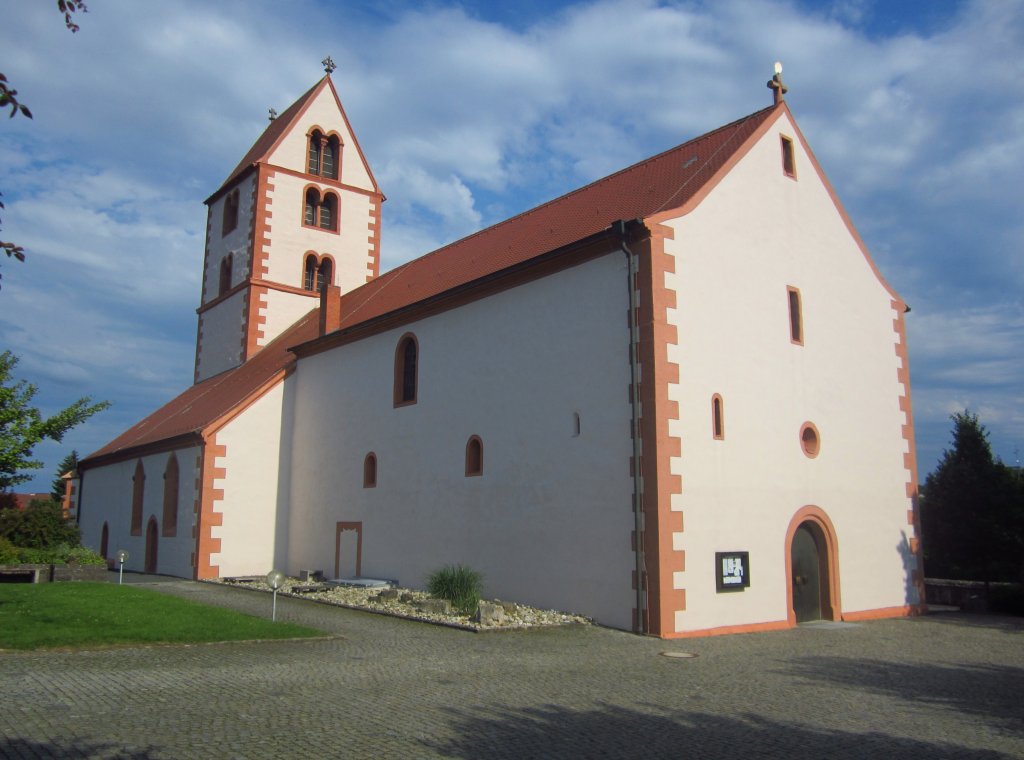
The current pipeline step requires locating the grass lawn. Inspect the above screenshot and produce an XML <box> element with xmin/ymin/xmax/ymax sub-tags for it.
<box><xmin>0</xmin><ymin>582</ymin><xmax>323</xmax><ymax>651</ymax></box>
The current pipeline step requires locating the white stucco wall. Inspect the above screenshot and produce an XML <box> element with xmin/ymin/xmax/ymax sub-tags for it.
<box><xmin>263</xmin><ymin>171</ymin><xmax>375</xmax><ymax>296</ymax></box>
<box><xmin>196</xmin><ymin>290</ymin><xmax>245</xmax><ymax>381</ymax></box>
<box><xmin>662</xmin><ymin>112</ymin><xmax>915</xmax><ymax>633</ymax></box>
<box><xmin>209</xmin><ymin>380</ymin><xmax>290</xmax><ymax>577</ymax></box>
<box><xmin>258</xmin><ymin>291</ymin><xmax>319</xmax><ymax>350</ymax></box>
<box><xmin>78</xmin><ymin>446</ymin><xmax>200</xmax><ymax>578</ymax></box>
<box><xmin>286</xmin><ymin>253</ymin><xmax>637</xmax><ymax>629</ymax></box>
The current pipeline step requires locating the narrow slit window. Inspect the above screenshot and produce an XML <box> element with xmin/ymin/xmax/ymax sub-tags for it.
<box><xmin>363</xmin><ymin>453</ymin><xmax>377</xmax><ymax>488</ymax></box>
<box><xmin>788</xmin><ymin>286</ymin><xmax>803</xmax><ymax>345</ymax></box>
<box><xmin>781</xmin><ymin>135</ymin><xmax>796</xmax><ymax>178</ymax></box>
<box><xmin>712</xmin><ymin>394</ymin><xmax>725</xmax><ymax>440</ymax></box>
<box><xmin>218</xmin><ymin>254</ymin><xmax>232</xmax><ymax>296</ymax></box>
<box><xmin>394</xmin><ymin>334</ymin><xmax>418</xmax><ymax>406</ymax></box>
<box><xmin>221</xmin><ymin>189</ymin><xmax>239</xmax><ymax>236</ymax></box>
<box><xmin>465</xmin><ymin>436</ymin><xmax>483</xmax><ymax>476</ymax></box>
<box><xmin>162</xmin><ymin>453</ymin><xmax>179</xmax><ymax>537</ymax></box>
<box><xmin>130</xmin><ymin>459</ymin><xmax>145</xmax><ymax>536</ymax></box>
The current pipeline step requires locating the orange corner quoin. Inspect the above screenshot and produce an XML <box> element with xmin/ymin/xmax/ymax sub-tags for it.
<box><xmin>73</xmin><ymin>64</ymin><xmax>918</xmax><ymax>637</ymax></box>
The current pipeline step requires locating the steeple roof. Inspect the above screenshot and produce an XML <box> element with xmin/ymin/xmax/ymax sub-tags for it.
<box><xmin>206</xmin><ymin>75</ymin><xmax>380</xmax><ymax>203</ymax></box>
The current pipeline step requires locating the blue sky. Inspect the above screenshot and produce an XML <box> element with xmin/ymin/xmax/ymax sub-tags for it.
<box><xmin>1</xmin><ymin>0</ymin><xmax>1021</xmax><ymax>491</ymax></box>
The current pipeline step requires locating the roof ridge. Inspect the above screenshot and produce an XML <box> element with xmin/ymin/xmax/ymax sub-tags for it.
<box><xmin>208</xmin><ymin>76</ymin><xmax>329</xmax><ymax>201</ymax></box>
<box><xmin>364</xmin><ymin>104</ymin><xmax>778</xmax><ymax>275</ymax></box>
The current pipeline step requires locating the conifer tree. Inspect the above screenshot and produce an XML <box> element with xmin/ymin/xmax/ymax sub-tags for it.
<box><xmin>50</xmin><ymin>449</ymin><xmax>79</xmax><ymax>503</ymax></box>
<box><xmin>921</xmin><ymin>412</ymin><xmax>1021</xmax><ymax>584</ymax></box>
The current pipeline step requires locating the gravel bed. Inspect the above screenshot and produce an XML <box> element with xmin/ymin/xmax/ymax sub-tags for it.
<box><xmin>210</xmin><ymin>576</ymin><xmax>592</xmax><ymax>632</ymax></box>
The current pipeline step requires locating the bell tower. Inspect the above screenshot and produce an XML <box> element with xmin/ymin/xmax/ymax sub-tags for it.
<box><xmin>194</xmin><ymin>61</ymin><xmax>383</xmax><ymax>383</ymax></box>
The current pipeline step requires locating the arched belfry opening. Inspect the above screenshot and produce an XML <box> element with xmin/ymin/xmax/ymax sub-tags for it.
<box><xmin>785</xmin><ymin>506</ymin><xmax>841</xmax><ymax>624</ymax></box>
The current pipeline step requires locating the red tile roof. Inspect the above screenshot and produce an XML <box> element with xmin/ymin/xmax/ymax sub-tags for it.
<box><xmin>83</xmin><ymin>310</ymin><xmax>320</xmax><ymax>464</ymax></box>
<box><xmin>333</xmin><ymin>104</ymin><xmax>778</xmax><ymax>330</ymax></box>
<box><xmin>84</xmin><ymin>102</ymin><xmax>779</xmax><ymax>465</ymax></box>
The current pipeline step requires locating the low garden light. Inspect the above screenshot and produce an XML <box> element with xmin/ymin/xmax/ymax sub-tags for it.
<box><xmin>116</xmin><ymin>550</ymin><xmax>129</xmax><ymax>585</ymax></box>
<box><xmin>266</xmin><ymin>569</ymin><xmax>285</xmax><ymax>621</ymax></box>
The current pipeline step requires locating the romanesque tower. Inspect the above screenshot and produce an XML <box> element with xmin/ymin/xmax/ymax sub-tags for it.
<box><xmin>194</xmin><ymin>63</ymin><xmax>383</xmax><ymax>382</ymax></box>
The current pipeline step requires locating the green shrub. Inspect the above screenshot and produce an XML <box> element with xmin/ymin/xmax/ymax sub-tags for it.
<box><xmin>64</xmin><ymin>546</ymin><xmax>106</xmax><ymax>566</ymax></box>
<box><xmin>0</xmin><ymin>536</ymin><xmax>18</xmax><ymax>564</ymax></box>
<box><xmin>427</xmin><ymin>564</ymin><xmax>483</xmax><ymax>615</ymax></box>
<box><xmin>0</xmin><ymin>499</ymin><xmax>79</xmax><ymax>549</ymax></box>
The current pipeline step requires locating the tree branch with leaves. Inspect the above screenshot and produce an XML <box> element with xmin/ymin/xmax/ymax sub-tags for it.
<box><xmin>0</xmin><ymin>351</ymin><xmax>109</xmax><ymax>492</ymax></box>
<box><xmin>1</xmin><ymin>1</ymin><xmax>88</xmax><ymax>288</ymax></box>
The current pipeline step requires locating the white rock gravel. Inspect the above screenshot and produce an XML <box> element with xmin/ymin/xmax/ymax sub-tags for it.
<box><xmin>211</xmin><ymin>576</ymin><xmax>592</xmax><ymax>631</ymax></box>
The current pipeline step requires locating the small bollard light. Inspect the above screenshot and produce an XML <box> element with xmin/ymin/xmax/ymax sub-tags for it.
<box><xmin>116</xmin><ymin>550</ymin><xmax>130</xmax><ymax>585</ymax></box>
<box><xmin>266</xmin><ymin>569</ymin><xmax>285</xmax><ymax>622</ymax></box>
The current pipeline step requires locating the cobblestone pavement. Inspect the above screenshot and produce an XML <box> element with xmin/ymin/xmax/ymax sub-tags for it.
<box><xmin>2</xmin><ymin>576</ymin><xmax>1022</xmax><ymax>759</ymax></box>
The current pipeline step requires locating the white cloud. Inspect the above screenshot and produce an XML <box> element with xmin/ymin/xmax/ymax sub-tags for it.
<box><xmin>1</xmin><ymin>0</ymin><xmax>1022</xmax><ymax>487</ymax></box>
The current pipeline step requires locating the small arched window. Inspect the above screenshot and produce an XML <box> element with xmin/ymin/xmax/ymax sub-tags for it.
<box><xmin>307</xmin><ymin>130</ymin><xmax>323</xmax><ymax>175</ymax></box>
<box><xmin>304</xmin><ymin>254</ymin><xmax>318</xmax><ymax>291</ymax></box>
<box><xmin>100</xmin><ymin>522</ymin><xmax>109</xmax><ymax>560</ymax></box>
<box><xmin>317</xmin><ymin>258</ymin><xmax>332</xmax><ymax>292</ymax></box>
<box><xmin>308</xmin><ymin>130</ymin><xmax>342</xmax><ymax>179</ymax></box>
<box><xmin>712</xmin><ymin>394</ymin><xmax>725</xmax><ymax>440</ymax></box>
<box><xmin>221</xmin><ymin>189</ymin><xmax>239</xmax><ymax>236</ymax></box>
<box><xmin>304</xmin><ymin>188</ymin><xmax>319</xmax><ymax>227</ymax></box>
<box><xmin>393</xmin><ymin>333</ymin><xmax>418</xmax><ymax>406</ymax></box>
<box><xmin>363</xmin><ymin>453</ymin><xmax>377</xmax><ymax>488</ymax></box>
<box><xmin>162</xmin><ymin>453</ymin><xmax>179</xmax><ymax>537</ymax></box>
<box><xmin>465</xmin><ymin>436</ymin><xmax>483</xmax><ymax>477</ymax></box>
<box><xmin>219</xmin><ymin>254</ymin><xmax>233</xmax><ymax>296</ymax></box>
<box><xmin>321</xmin><ymin>135</ymin><xmax>340</xmax><ymax>179</ymax></box>
<box><xmin>319</xmin><ymin>193</ymin><xmax>337</xmax><ymax>230</ymax></box>
<box><xmin>130</xmin><ymin>459</ymin><xmax>145</xmax><ymax>536</ymax></box>
<box><xmin>302</xmin><ymin>189</ymin><xmax>339</xmax><ymax>232</ymax></box>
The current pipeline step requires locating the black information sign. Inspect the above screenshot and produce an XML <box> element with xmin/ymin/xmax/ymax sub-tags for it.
<box><xmin>715</xmin><ymin>551</ymin><xmax>750</xmax><ymax>592</ymax></box>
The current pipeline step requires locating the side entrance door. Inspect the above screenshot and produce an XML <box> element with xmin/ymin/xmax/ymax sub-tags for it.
<box><xmin>791</xmin><ymin>524</ymin><xmax>821</xmax><ymax>622</ymax></box>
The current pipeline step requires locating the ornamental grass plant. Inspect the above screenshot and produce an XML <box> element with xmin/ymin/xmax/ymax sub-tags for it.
<box><xmin>427</xmin><ymin>564</ymin><xmax>483</xmax><ymax>615</ymax></box>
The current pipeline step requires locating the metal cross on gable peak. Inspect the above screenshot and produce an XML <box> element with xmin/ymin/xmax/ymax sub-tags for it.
<box><xmin>322</xmin><ymin>55</ymin><xmax>337</xmax><ymax>74</ymax></box>
<box><xmin>268</xmin><ymin>107</ymin><xmax>278</xmax><ymax>122</ymax></box>
<box><xmin>767</xmin><ymin>60</ymin><xmax>789</xmax><ymax>105</ymax></box>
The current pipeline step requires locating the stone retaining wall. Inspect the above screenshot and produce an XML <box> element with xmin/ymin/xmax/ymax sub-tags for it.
<box><xmin>0</xmin><ymin>563</ymin><xmax>109</xmax><ymax>583</ymax></box>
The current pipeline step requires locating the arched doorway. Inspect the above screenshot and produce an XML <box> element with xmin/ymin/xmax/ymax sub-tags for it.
<box><xmin>785</xmin><ymin>506</ymin><xmax>841</xmax><ymax>624</ymax></box>
<box><xmin>145</xmin><ymin>517</ymin><xmax>159</xmax><ymax>574</ymax></box>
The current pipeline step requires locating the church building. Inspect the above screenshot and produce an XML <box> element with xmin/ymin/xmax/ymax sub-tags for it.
<box><xmin>74</xmin><ymin>64</ymin><xmax>924</xmax><ymax>637</ymax></box>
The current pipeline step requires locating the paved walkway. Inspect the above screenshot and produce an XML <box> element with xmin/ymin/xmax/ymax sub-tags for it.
<box><xmin>1</xmin><ymin>575</ymin><xmax>1022</xmax><ymax>759</ymax></box>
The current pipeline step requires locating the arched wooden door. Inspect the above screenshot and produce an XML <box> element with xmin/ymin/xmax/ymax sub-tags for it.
<box><xmin>786</xmin><ymin>507</ymin><xmax>842</xmax><ymax>625</ymax></box>
<box><xmin>145</xmin><ymin>517</ymin><xmax>158</xmax><ymax>573</ymax></box>
<box><xmin>791</xmin><ymin>524</ymin><xmax>823</xmax><ymax>621</ymax></box>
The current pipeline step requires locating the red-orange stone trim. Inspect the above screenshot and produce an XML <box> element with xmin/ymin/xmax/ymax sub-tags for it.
<box><xmin>335</xmin><ymin>522</ymin><xmax>362</xmax><ymax>578</ymax></box>
<box><xmin>892</xmin><ymin>299</ymin><xmax>926</xmax><ymax>606</ymax></box>
<box><xmin>195</xmin><ymin>437</ymin><xmax>225</xmax><ymax>579</ymax></box>
<box><xmin>635</xmin><ymin>224</ymin><xmax>685</xmax><ymax>637</ymax></box>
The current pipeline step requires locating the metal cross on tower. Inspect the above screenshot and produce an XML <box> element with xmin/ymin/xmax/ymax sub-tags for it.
<box><xmin>767</xmin><ymin>61</ymin><xmax>788</xmax><ymax>105</ymax></box>
<box><xmin>322</xmin><ymin>56</ymin><xmax>337</xmax><ymax>74</ymax></box>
